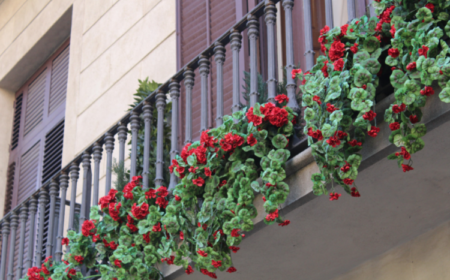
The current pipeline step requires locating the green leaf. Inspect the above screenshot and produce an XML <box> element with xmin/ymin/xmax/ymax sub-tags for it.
<box><xmin>411</xmin><ymin>124</ymin><xmax>427</xmax><ymax>137</ymax></box>
<box><xmin>439</xmin><ymin>87</ymin><xmax>450</xmax><ymax>103</ymax></box>
<box><xmin>363</xmin><ymin>36</ymin><xmax>380</xmax><ymax>53</ymax></box>
<box><xmin>187</xmin><ymin>154</ymin><xmax>197</xmax><ymax>166</ymax></box>
<box><xmin>271</xmin><ymin>134</ymin><xmax>288</xmax><ymax>149</ymax></box>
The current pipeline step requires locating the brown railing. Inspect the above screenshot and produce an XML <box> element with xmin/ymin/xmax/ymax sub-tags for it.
<box><xmin>0</xmin><ymin>1</ymin><xmax>364</xmax><ymax>279</ymax></box>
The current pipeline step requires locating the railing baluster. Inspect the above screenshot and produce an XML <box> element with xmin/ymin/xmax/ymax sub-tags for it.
<box><xmin>36</xmin><ymin>189</ymin><xmax>49</xmax><ymax>265</ymax></box>
<box><xmin>25</xmin><ymin>197</ymin><xmax>37</xmax><ymax>270</ymax></box>
<box><xmin>0</xmin><ymin>219</ymin><xmax>10</xmax><ymax>279</ymax></box>
<box><xmin>283</xmin><ymin>0</ymin><xmax>301</xmax><ymax>113</ymax></box>
<box><xmin>142</xmin><ymin>102</ymin><xmax>153</xmax><ymax>190</ymax></box>
<box><xmin>325</xmin><ymin>0</ymin><xmax>334</xmax><ymax>28</ymax></box>
<box><xmin>118</xmin><ymin>123</ymin><xmax>128</xmax><ymax>165</ymax></box>
<box><xmin>169</xmin><ymin>80</ymin><xmax>180</xmax><ymax>190</ymax></box>
<box><xmin>17</xmin><ymin>205</ymin><xmax>28</xmax><ymax>278</ymax></box>
<box><xmin>183</xmin><ymin>68</ymin><xmax>194</xmax><ymax>144</ymax></box>
<box><xmin>6</xmin><ymin>213</ymin><xmax>17</xmax><ymax>280</ymax></box>
<box><xmin>79</xmin><ymin>152</ymin><xmax>92</xmax><ymax>230</ymax></box>
<box><xmin>46</xmin><ymin>180</ymin><xmax>59</xmax><ymax>258</ymax></box>
<box><xmin>104</xmin><ymin>133</ymin><xmax>114</xmax><ymax>195</ymax></box>
<box><xmin>265</xmin><ymin>1</ymin><xmax>277</xmax><ymax>103</ymax></box>
<box><xmin>214</xmin><ymin>43</ymin><xmax>225</xmax><ymax>126</ymax></box>
<box><xmin>55</xmin><ymin>173</ymin><xmax>68</xmax><ymax>262</ymax></box>
<box><xmin>247</xmin><ymin>15</ymin><xmax>259</xmax><ymax>107</ymax></box>
<box><xmin>68</xmin><ymin>162</ymin><xmax>80</xmax><ymax>231</ymax></box>
<box><xmin>92</xmin><ymin>143</ymin><xmax>102</xmax><ymax>206</ymax></box>
<box><xmin>230</xmin><ymin>30</ymin><xmax>242</xmax><ymax>114</ymax></box>
<box><xmin>130</xmin><ymin>112</ymin><xmax>141</xmax><ymax>180</ymax></box>
<box><xmin>155</xmin><ymin>91</ymin><xmax>166</xmax><ymax>187</ymax></box>
<box><xmin>199</xmin><ymin>55</ymin><xmax>210</xmax><ymax>132</ymax></box>
<box><xmin>347</xmin><ymin>0</ymin><xmax>356</xmax><ymax>21</ymax></box>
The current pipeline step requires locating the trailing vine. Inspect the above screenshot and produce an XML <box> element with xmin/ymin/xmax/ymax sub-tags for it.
<box><xmin>294</xmin><ymin>0</ymin><xmax>450</xmax><ymax>200</ymax></box>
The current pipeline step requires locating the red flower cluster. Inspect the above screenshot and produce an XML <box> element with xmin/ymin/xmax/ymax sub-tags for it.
<box><xmin>329</xmin><ymin>193</ymin><xmax>341</xmax><ymax>201</ymax></box>
<box><xmin>211</xmin><ymin>260</ymin><xmax>222</xmax><ymax>268</ymax></box>
<box><xmin>126</xmin><ymin>214</ymin><xmax>138</xmax><ymax>232</ymax></box>
<box><xmin>81</xmin><ymin>220</ymin><xmax>96</xmax><ymax>237</ymax></box>
<box><xmin>341</xmin><ymin>162</ymin><xmax>351</xmax><ymax>173</ymax></box>
<box><xmin>245</xmin><ymin>107</ymin><xmax>263</xmax><ymax>126</ymax></box>
<box><xmin>99</xmin><ymin>189</ymin><xmax>118</xmax><ymax>209</ymax></box>
<box><xmin>425</xmin><ymin>3</ymin><xmax>435</xmax><ymax>13</ymax></box>
<box><xmin>388</xmin><ymin>48</ymin><xmax>399</xmax><ymax>58</ymax></box>
<box><xmin>291</xmin><ymin>69</ymin><xmax>302</xmax><ymax>79</ymax></box>
<box><xmin>348</xmin><ymin>139</ymin><xmax>362</xmax><ymax>147</ymax></box>
<box><xmin>229</xmin><ymin>246</ymin><xmax>240</xmax><ymax>253</ymax></box>
<box><xmin>278</xmin><ymin>220</ymin><xmax>291</xmax><ymax>227</ymax></box>
<box><xmin>180</xmin><ymin>143</ymin><xmax>207</xmax><ymax>165</ymax></box>
<box><xmin>161</xmin><ymin>256</ymin><xmax>175</xmax><ymax>265</ymax></box>
<box><xmin>61</xmin><ymin>237</ymin><xmax>69</xmax><ymax>246</ymax></box>
<box><xmin>192</xmin><ymin>177</ymin><xmax>205</xmax><ymax>187</ymax></box>
<box><xmin>123</xmin><ymin>176</ymin><xmax>142</xmax><ymax>200</ymax></box>
<box><xmin>265</xmin><ymin>209</ymin><xmax>279</xmax><ymax>222</ymax></box>
<box><xmin>200</xmin><ymin>130</ymin><xmax>217</xmax><ymax>148</ymax></box>
<box><xmin>247</xmin><ymin>133</ymin><xmax>257</xmax><ymax>146</ymax></box>
<box><xmin>418</xmin><ymin>45</ymin><xmax>429</xmax><ymax>58</ymax></box>
<box><xmin>275</xmin><ymin>94</ymin><xmax>289</xmax><ymax>104</ymax></box>
<box><xmin>410</xmin><ymin>115</ymin><xmax>419</xmax><ymax>124</ymax></box>
<box><xmin>326</xmin><ymin>103</ymin><xmax>338</xmax><ymax>113</ymax></box>
<box><xmin>313</xmin><ymin>95</ymin><xmax>322</xmax><ymax>105</ymax></box>
<box><xmin>109</xmin><ymin>202</ymin><xmax>121</xmax><ymax>221</ymax></box>
<box><xmin>227</xmin><ymin>267</ymin><xmax>237</xmax><ymax>273</ymax></box>
<box><xmin>220</xmin><ymin>133</ymin><xmax>244</xmax><ymax>152</ymax></box>
<box><xmin>406</xmin><ymin>61</ymin><xmax>417</xmax><ymax>71</ymax></box>
<box><xmin>74</xmin><ymin>255</ymin><xmax>84</xmax><ymax>264</ymax></box>
<box><xmin>152</xmin><ymin>222</ymin><xmax>161</xmax><ymax>232</ymax></box>
<box><xmin>389</xmin><ymin>122</ymin><xmax>400</xmax><ymax>131</ymax></box>
<box><xmin>343</xmin><ymin>178</ymin><xmax>354</xmax><ymax>185</ymax></box>
<box><xmin>27</xmin><ymin>267</ymin><xmax>44</xmax><ymax>280</ymax></box>
<box><xmin>375</xmin><ymin>5</ymin><xmax>395</xmax><ymax>32</ymax></box>
<box><xmin>318</xmin><ymin>25</ymin><xmax>330</xmax><ymax>53</ymax></box>
<box><xmin>197</xmin><ymin>250</ymin><xmax>208</xmax><ymax>257</ymax></box>
<box><xmin>402</xmin><ymin>164</ymin><xmax>414</xmax><ymax>172</ymax></box>
<box><xmin>351</xmin><ymin>187</ymin><xmax>361</xmax><ymax>197</ymax></box>
<box><xmin>368</xmin><ymin>126</ymin><xmax>380</xmax><ymax>137</ymax></box>
<box><xmin>334</xmin><ymin>58</ymin><xmax>344</xmax><ymax>71</ymax></box>
<box><xmin>329</xmin><ymin>39</ymin><xmax>345</xmax><ymax>62</ymax></box>
<box><xmin>231</xmin><ymin>228</ymin><xmax>241</xmax><ymax>237</ymax></box>
<box><xmin>392</xmin><ymin>103</ymin><xmax>406</xmax><ymax>113</ymax></box>
<box><xmin>363</xmin><ymin>110</ymin><xmax>377</xmax><ymax>121</ymax></box>
<box><xmin>307</xmin><ymin>128</ymin><xmax>324</xmax><ymax>141</ymax></box>
<box><xmin>185</xmin><ymin>265</ymin><xmax>194</xmax><ymax>275</ymax></box>
<box><xmin>322</xmin><ymin>60</ymin><xmax>329</xmax><ymax>77</ymax></box>
<box><xmin>201</xmin><ymin>268</ymin><xmax>217</xmax><ymax>279</ymax></box>
<box><xmin>420</xmin><ymin>86</ymin><xmax>434</xmax><ymax>96</ymax></box>
<box><xmin>350</xmin><ymin>43</ymin><xmax>359</xmax><ymax>54</ymax></box>
<box><xmin>390</xmin><ymin>24</ymin><xmax>396</xmax><ymax>38</ymax></box>
<box><xmin>114</xmin><ymin>259</ymin><xmax>122</xmax><ymax>268</ymax></box>
<box><xmin>131</xmin><ymin>202</ymin><xmax>149</xmax><ymax>219</ymax></box>
<box><xmin>326</xmin><ymin>136</ymin><xmax>341</xmax><ymax>147</ymax></box>
<box><xmin>395</xmin><ymin>147</ymin><xmax>411</xmax><ymax>160</ymax></box>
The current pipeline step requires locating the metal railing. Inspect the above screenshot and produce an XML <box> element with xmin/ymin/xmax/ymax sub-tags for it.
<box><xmin>0</xmin><ymin>1</ymin><xmax>361</xmax><ymax>279</ymax></box>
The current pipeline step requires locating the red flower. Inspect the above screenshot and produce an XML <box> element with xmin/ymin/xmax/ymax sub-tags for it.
<box><xmin>341</xmin><ymin>162</ymin><xmax>351</xmax><ymax>173</ymax></box>
<box><xmin>131</xmin><ymin>203</ymin><xmax>149</xmax><ymax>220</ymax></box>
<box><xmin>362</xmin><ymin>110</ymin><xmax>376</xmax><ymax>121</ymax></box>
<box><xmin>74</xmin><ymin>256</ymin><xmax>84</xmax><ymax>264</ymax></box>
<box><xmin>307</xmin><ymin>128</ymin><xmax>324</xmax><ymax>141</ymax></box>
<box><xmin>395</xmin><ymin>147</ymin><xmax>411</xmax><ymax>160</ymax></box>
<box><xmin>348</xmin><ymin>139</ymin><xmax>362</xmax><ymax>147</ymax></box>
<box><xmin>156</xmin><ymin>186</ymin><xmax>168</xmax><ymax>197</ymax></box>
<box><xmin>410</xmin><ymin>115</ymin><xmax>419</xmax><ymax>124</ymax></box>
<box><xmin>392</xmin><ymin>103</ymin><xmax>406</xmax><ymax>113</ymax></box>
<box><xmin>175</xmin><ymin>195</ymin><xmax>181</xmax><ymax>201</ymax></box>
<box><xmin>143</xmin><ymin>232</ymin><xmax>151</xmax><ymax>243</ymax></box>
<box><xmin>152</xmin><ymin>222</ymin><xmax>162</xmax><ymax>232</ymax></box>
<box><xmin>61</xmin><ymin>237</ymin><xmax>69</xmax><ymax>246</ymax></box>
<box><xmin>231</xmin><ymin>229</ymin><xmax>241</xmax><ymax>237</ymax></box>
<box><xmin>335</xmin><ymin>130</ymin><xmax>347</xmax><ymax>140</ymax></box>
<box><xmin>162</xmin><ymin>256</ymin><xmax>175</xmax><ymax>265</ymax></box>
<box><xmin>333</xmin><ymin>58</ymin><xmax>344</xmax><ymax>71</ymax></box>
<box><xmin>267</xmin><ymin>107</ymin><xmax>289</xmax><ymax>127</ymax></box>
<box><xmin>389</xmin><ymin>122</ymin><xmax>400</xmax><ymax>131</ymax></box>
<box><xmin>326</xmin><ymin>103</ymin><xmax>338</xmax><ymax>113</ymax></box>
<box><xmin>351</xmin><ymin>187</ymin><xmax>361</xmax><ymax>197</ymax></box>
<box><xmin>155</xmin><ymin>197</ymin><xmax>168</xmax><ymax>209</ymax></box>
<box><xmin>245</xmin><ymin>107</ymin><xmax>263</xmax><ymax>126</ymax></box>
<box><xmin>227</xmin><ymin>267</ymin><xmax>237</xmax><ymax>273</ymax></box>
<box><xmin>109</xmin><ymin>241</ymin><xmax>118</xmax><ymax>250</ymax></box>
<box><xmin>98</xmin><ymin>189</ymin><xmax>118</xmax><ymax>209</ymax></box>
<box><xmin>81</xmin><ymin>220</ymin><xmax>96</xmax><ymax>237</ymax></box>
<box><xmin>313</xmin><ymin>95</ymin><xmax>322</xmax><ymax>105</ymax></box>
<box><xmin>188</xmin><ymin>166</ymin><xmax>198</xmax><ymax>173</ymax></box>
<box><xmin>265</xmin><ymin>209</ymin><xmax>279</xmax><ymax>222</ymax></box>
<box><xmin>247</xmin><ymin>133</ymin><xmax>257</xmax><ymax>147</ymax></box>
<box><xmin>390</xmin><ymin>24</ymin><xmax>396</xmax><ymax>38</ymax></box>
<box><xmin>275</xmin><ymin>94</ymin><xmax>289</xmax><ymax>104</ymax></box>
<box><xmin>388</xmin><ymin>48</ymin><xmax>399</xmax><ymax>58</ymax></box>
<box><xmin>180</xmin><ymin>143</ymin><xmax>192</xmax><ymax>163</ymax></box>
<box><xmin>145</xmin><ymin>189</ymin><xmax>156</xmax><ymax>199</ymax></box>
<box><xmin>418</xmin><ymin>45</ymin><xmax>429</xmax><ymax>58</ymax></box>
<box><xmin>343</xmin><ymin>178</ymin><xmax>354</xmax><ymax>185</ymax></box>
<box><xmin>185</xmin><ymin>265</ymin><xmax>194</xmax><ymax>275</ymax></box>
<box><xmin>329</xmin><ymin>40</ymin><xmax>345</xmax><ymax>61</ymax></box>
<box><xmin>219</xmin><ymin>180</ymin><xmax>227</xmax><ymax>187</ymax></box>
<box><xmin>229</xmin><ymin>246</ymin><xmax>240</xmax><ymax>253</ymax></box>
<box><xmin>68</xmin><ymin>269</ymin><xmax>77</xmax><ymax>278</ymax></box>
<box><xmin>278</xmin><ymin>220</ymin><xmax>291</xmax><ymax>227</ymax></box>
<box><xmin>326</xmin><ymin>136</ymin><xmax>341</xmax><ymax>147</ymax></box>
<box><xmin>41</xmin><ymin>263</ymin><xmax>50</xmax><ymax>275</ymax></box>
<box><xmin>321</xmin><ymin>60</ymin><xmax>329</xmax><ymax>77</ymax></box>
<box><xmin>109</xmin><ymin>202</ymin><xmax>121</xmax><ymax>221</ymax></box>
<box><xmin>192</xmin><ymin>177</ymin><xmax>205</xmax><ymax>187</ymax></box>
<box><xmin>203</xmin><ymin>167</ymin><xmax>212</xmax><ymax>177</ymax></box>
<box><xmin>201</xmin><ymin>269</ymin><xmax>218</xmax><ymax>279</ymax></box>
<box><xmin>92</xmin><ymin>234</ymin><xmax>100</xmax><ymax>242</ymax></box>
<box><xmin>329</xmin><ymin>193</ymin><xmax>341</xmax><ymax>201</ymax></box>
<box><xmin>340</xmin><ymin>24</ymin><xmax>349</xmax><ymax>36</ymax></box>
<box><xmin>212</xmin><ymin>260</ymin><xmax>222</xmax><ymax>268</ymax></box>
<box><xmin>425</xmin><ymin>3</ymin><xmax>434</xmax><ymax>13</ymax></box>
<box><xmin>402</xmin><ymin>164</ymin><xmax>414</xmax><ymax>172</ymax></box>
<box><xmin>197</xmin><ymin>250</ymin><xmax>208</xmax><ymax>257</ymax></box>
<box><xmin>200</xmin><ymin>130</ymin><xmax>217</xmax><ymax>148</ymax></box>
<box><xmin>114</xmin><ymin>259</ymin><xmax>122</xmax><ymax>268</ymax></box>
<box><xmin>406</xmin><ymin>62</ymin><xmax>417</xmax><ymax>71</ymax></box>
<box><xmin>368</xmin><ymin>126</ymin><xmax>380</xmax><ymax>137</ymax></box>
<box><xmin>420</xmin><ymin>86</ymin><xmax>434</xmax><ymax>96</ymax></box>
<box><xmin>350</xmin><ymin>43</ymin><xmax>359</xmax><ymax>54</ymax></box>
<box><xmin>291</xmin><ymin>69</ymin><xmax>302</xmax><ymax>79</ymax></box>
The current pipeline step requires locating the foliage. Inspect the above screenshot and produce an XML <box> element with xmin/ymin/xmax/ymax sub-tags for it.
<box><xmin>294</xmin><ymin>0</ymin><xmax>450</xmax><ymax>199</ymax></box>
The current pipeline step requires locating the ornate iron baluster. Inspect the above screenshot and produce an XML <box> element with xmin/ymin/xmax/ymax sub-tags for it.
<box><xmin>36</xmin><ymin>188</ymin><xmax>49</xmax><ymax>265</ymax></box>
<box><xmin>184</xmin><ymin>68</ymin><xmax>194</xmax><ymax>144</ymax></box>
<box><xmin>17</xmin><ymin>205</ymin><xmax>28</xmax><ymax>278</ymax></box>
<box><xmin>104</xmin><ymin>133</ymin><xmax>114</xmax><ymax>195</ymax></box>
<box><xmin>265</xmin><ymin>1</ymin><xmax>277</xmax><ymax>103</ymax></box>
<box><xmin>130</xmin><ymin>112</ymin><xmax>140</xmax><ymax>180</ymax></box>
<box><xmin>142</xmin><ymin>102</ymin><xmax>153</xmax><ymax>190</ymax></box>
<box><xmin>92</xmin><ymin>142</ymin><xmax>102</xmax><ymax>206</ymax></box>
<box><xmin>79</xmin><ymin>152</ymin><xmax>92</xmax><ymax>230</ymax></box>
<box><xmin>68</xmin><ymin>162</ymin><xmax>80</xmax><ymax>231</ymax></box>
<box><xmin>118</xmin><ymin>123</ymin><xmax>128</xmax><ymax>166</ymax></box>
<box><xmin>199</xmin><ymin>55</ymin><xmax>210</xmax><ymax>132</ymax></box>
<box><xmin>6</xmin><ymin>213</ymin><xmax>18</xmax><ymax>280</ymax></box>
<box><xmin>155</xmin><ymin>91</ymin><xmax>166</xmax><ymax>187</ymax></box>
<box><xmin>55</xmin><ymin>173</ymin><xmax>68</xmax><ymax>262</ymax></box>
<box><xmin>46</xmin><ymin>179</ymin><xmax>59</xmax><ymax>257</ymax></box>
<box><xmin>214</xmin><ymin>43</ymin><xmax>225</xmax><ymax>126</ymax></box>
<box><xmin>0</xmin><ymin>219</ymin><xmax>10</xmax><ymax>279</ymax></box>
<box><xmin>25</xmin><ymin>197</ymin><xmax>38</xmax><ymax>270</ymax></box>
<box><xmin>169</xmin><ymin>80</ymin><xmax>180</xmax><ymax>190</ymax></box>
<box><xmin>230</xmin><ymin>30</ymin><xmax>242</xmax><ymax>114</ymax></box>
<box><xmin>247</xmin><ymin>15</ymin><xmax>259</xmax><ymax>107</ymax></box>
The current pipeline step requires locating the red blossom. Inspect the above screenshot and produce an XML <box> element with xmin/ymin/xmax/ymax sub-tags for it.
<box><xmin>321</xmin><ymin>60</ymin><xmax>329</xmax><ymax>77</ymax></box>
<box><xmin>307</xmin><ymin>128</ymin><xmax>324</xmax><ymax>141</ymax></box>
<box><xmin>425</xmin><ymin>3</ymin><xmax>434</xmax><ymax>13</ymax></box>
<box><xmin>389</xmin><ymin>122</ymin><xmax>400</xmax><ymax>131</ymax></box>
<box><xmin>343</xmin><ymin>178</ymin><xmax>354</xmax><ymax>185</ymax></box>
<box><xmin>329</xmin><ymin>193</ymin><xmax>341</xmax><ymax>201</ymax></box>
<box><xmin>152</xmin><ymin>222</ymin><xmax>161</xmax><ymax>232</ymax></box>
<box><xmin>388</xmin><ymin>48</ymin><xmax>400</xmax><ymax>58</ymax></box>
<box><xmin>197</xmin><ymin>250</ymin><xmax>208</xmax><ymax>257</ymax></box>
<box><xmin>350</xmin><ymin>43</ymin><xmax>359</xmax><ymax>54</ymax></box>
<box><xmin>212</xmin><ymin>260</ymin><xmax>222</xmax><ymax>268</ymax></box>
<box><xmin>392</xmin><ymin>103</ymin><xmax>406</xmax><ymax>113</ymax></box>
<box><xmin>229</xmin><ymin>246</ymin><xmax>240</xmax><ymax>253</ymax></box>
<box><xmin>395</xmin><ymin>147</ymin><xmax>411</xmax><ymax>160</ymax></box>
<box><xmin>329</xmin><ymin>40</ymin><xmax>345</xmax><ymax>61</ymax></box>
<box><xmin>61</xmin><ymin>237</ymin><xmax>69</xmax><ymax>246</ymax></box>
<box><xmin>143</xmin><ymin>232</ymin><xmax>151</xmax><ymax>243</ymax></box>
<box><xmin>155</xmin><ymin>197</ymin><xmax>168</xmax><ymax>209</ymax></box>
<box><xmin>98</xmin><ymin>189</ymin><xmax>118</xmax><ymax>209</ymax></box>
<box><xmin>351</xmin><ymin>187</ymin><xmax>361</xmax><ymax>197</ymax></box>
<box><xmin>275</xmin><ymin>94</ymin><xmax>289</xmax><ymax>104</ymax></box>
<box><xmin>420</xmin><ymin>86</ymin><xmax>434</xmax><ymax>96</ymax></box>
<box><xmin>114</xmin><ymin>259</ymin><xmax>122</xmax><ymax>268</ymax></box>
<box><xmin>410</xmin><ymin>115</ymin><xmax>419</xmax><ymax>124</ymax></box>
<box><xmin>200</xmin><ymin>130</ymin><xmax>217</xmax><ymax>148</ymax></box>
<box><xmin>348</xmin><ymin>139</ymin><xmax>362</xmax><ymax>147</ymax></box>
<box><xmin>326</xmin><ymin>136</ymin><xmax>341</xmax><ymax>147</ymax></box>
<box><xmin>265</xmin><ymin>209</ymin><xmax>279</xmax><ymax>222</ymax></box>
<box><xmin>227</xmin><ymin>267</ymin><xmax>237</xmax><ymax>273</ymax></box>
<box><xmin>68</xmin><ymin>269</ymin><xmax>77</xmax><ymax>278</ymax></box>
<box><xmin>92</xmin><ymin>234</ymin><xmax>100</xmax><ymax>242</ymax></box>
<box><xmin>418</xmin><ymin>45</ymin><xmax>429</xmax><ymax>58</ymax></box>
<box><xmin>185</xmin><ymin>265</ymin><xmax>194</xmax><ymax>275</ymax></box>
<box><xmin>341</xmin><ymin>162</ymin><xmax>351</xmax><ymax>173</ymax></box>
<box><xmin>368</xmin><ymin>126</ymin><xmax>381</xmax><ymax>137</ymax></box>
<box><xmin>340</xmin><ymin>24</ymin><xmax>349</xmax><ymax>36</ymax></box>
<box><xmin>363</xmin><ymin>110</ymin><xmax>377</xmax><ymax>121</ymax></box>
<box><xmin>402</xmin><ymin>164</ymin><xmax>414</xmax><ymax>172</ymax></box>
<box><xmin>406</xmin><ymin>62</ymin><xmax>417</xmax><ymax>71</ymax></box>
<box><xmin>390</xmin><ymin>24</ymin><xmax>396</xmax><ymax>38</ymax></box>
<box><xmin>313</xmin><ymin>95</ymin><xmax>322</xmax><ymax>105</ymax></box>
<box><xmin>156</xmin><ymin>186</ymin><xmax>168</xmax><ymax>197</ymax></box>
<box><xmin>109</xmin><ymin>202</ymin><xmax>121</xmax><ymax>221</ymax></box>
<box><xmin>131</xmin><ymin>203</ymin><xmax>149</xmax><ymax>220</ymax></box>
<box><xmin>291</xmin><ymin>69</ymin><xmax>302</xmax><ymax>79</ymax></box>
<box><xmin>175</xmin><ymin>195</ymin><xmax>181</xmax><ymax>201</ymax></box>
<box><xmin>334</xmin><ymin>58</ymin><xmax>344</xmax><ymax>71</ymax></box>
<box><xmin>192</xmin><ymin>177</ymin><xmax>205</xmax><ymax>187</ymax></box>
<box><xmin>201</xmin><ymin>268</ymin><xmax>217</xmax><ymax>279</ymax></box>
<box><xmin>74</xmin><ymin>256</ymin><xmax>84</xmax><ymax>264</ymax></box>
<box><xmin>145</xmin><ymin>189</ymin><xmax>156</xmax><ymax>199</ymax></box>
<box><xmin>81</xmin><ymin>220</ymin><xmax>96</xmax><ymax>237</ymax></box>
<box><xmin>231</xmin><ymin>229</ymin><xmax>241</xmax><ymax>237</ymax></box>
<box><xmin>278</xmin><ymin>220</ymin><xmax>291</xmax><ymax>227</ymax></box>
<box><xmin>326</xmin><ymin>103</ymin><xmax>338</xmax><ymax>113</ymax></box>
<box><xmin>245</xmin><ymin>107</ymin><xmax>263</xmax><ymax>126</ymax></box>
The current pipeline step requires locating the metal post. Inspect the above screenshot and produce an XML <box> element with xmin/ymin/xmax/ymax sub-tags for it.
<box><xmin>6</xmin><ymin>213</ymin><xmax>18</xmax><ymax>280</ymax></box>
<box><xmin>0</xmin><ymin>219</ymin><xmax>10</xmax><ymax>279</ymax></box>
<box><xmin>169</xmin><ymin>80</ymin><xmax>180</xmax><ymax>190</ymax></box>
<box><xmin>68</xmin><ymin>162</ymin><xmax>80</xmax><ymax>231</ymax></box>
<box><xmin>55</xmin><ymin>173</ymin><xmax>68</xmax><ymax>262</ymax></box>
<box><xmin>214</xmin><ymin>43</ymin><xmax>225</xmax><ymax>126</ymax></box>
<box><xmin>184</xmin><ymin>69</ymin><xmax>194</xmax><ymax>144</ymax></box>
<box><xmin>230</xmin><ymin>30</ymin><xmax>242</xmax><ymax>114</ymax></box>
<box><xmin>79</xmin><ymin>152</ymin><xmax>91</xmax><ymax>230</ymax></box>
<box><xmin>155</xmin><ymin>91</ymin><xmax>166</xmax><ymax>188</ymax></box>
<box><xmin>104</xmin><ymin>133</ymin><xmax>114</xmax><ymax>195</ymax></box>
<box><xmin>142</xmin><ymin>102</ymin><xmax>153</xmax><ymax>190</ymax></box>
<box><xmin>117</xmin><ymin>123</ymin><xmax>128</xmax><ymax>166</ymax></box>
<box><xmin>46</xmin><ymin>180</ymin><xmax>59</xmax><ymax>258</ymax></box>
<box><xmin>17</xmin><ymin>205</ymin><xmax>28</xmax><ymax>278</ymax></box>
<box><xmin>347</xmin><ymin>0</ymin><xmax>356</xmax><ymax>21</ymax></box>
<box><xmin>25</xmin><ymin>197</ymin><xmax>37</xmax><ymax>270</ymax></box>
<box><xmin>325</xmin><ymin>0</ymin><xmax>334</xmax><ymax>28</ymax></box>
<box><xmin>265</xmin><ymin>1</ymin><xmax>277</xmax><ymax>103</ymax></box>
<box><xmin>130</xmin><ymin>112</ymin><xmax>140</xmax><ymax>180</ymax></box>
<box><xmin>199</xmin><ymin>55</ymin><xmax>210</xmax><ymax>132</ymax></box>
<box><xmin>247</xmin><ymin>15</ymin><xmax>259</xmax><ymax>107</ymax></box>
<box><xmin>36</xmin><ymin>188</ymin><xmax>49</xmax><ymax>265</ymax></box>
<box><xmin>92</xmin><ymin>143</ymin><xmax>102</xmax><ymax>206</ymax></box>
<box><xmin>283</xmin><ymin>0</ymin><xmax>301</xmax><ymax>114</ymax></box>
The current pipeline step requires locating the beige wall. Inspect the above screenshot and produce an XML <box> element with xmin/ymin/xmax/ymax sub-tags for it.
<box><xmin>335</xmin><ymin>220</ymin><xmax>450</xmax><ymax>280</ymax></box>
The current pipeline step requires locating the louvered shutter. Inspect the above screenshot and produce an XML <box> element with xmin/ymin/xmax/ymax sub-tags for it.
<box><xmin>24</xmin><ymin>70</ymin><xmax>46</xmax><ymax>136</ymax></box>
<box><xmin>49</xmin><ymin>46</ymin><xmax>69</xmax><ymax>114</ymax></box>
<box><xmin>11</xmin><ymin>94</ymin><xmax>23</xmax><ymax>150</ymax></box>
<box><xmin>3</xmin><ymin>163</ymin><xmax>15</xmax><ymax>215</ymax></box>
<box><xmin>41</xmin><ymin>120</ymin><xmax>65</xmax><ymax>184</ymax></box>
<box><xmin>17</xmin><ymin>141</ymin><xmax>40</xmax><ymax>206</ymax></box>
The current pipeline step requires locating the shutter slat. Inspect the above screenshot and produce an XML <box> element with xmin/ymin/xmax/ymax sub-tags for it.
<box><xmin>11</xmin><ymin>95</ymin><xmax>22</xmax><ymax>150</ymax></box>
<box><xmin>49</xmin><ymin>46</ymin><xmax>69</xmax><ymax>114</ymax></box>
<box><xmin>3</xmin><ymin>163</ymin><xmax>15</xmax><ymax>214</ymax></box>
<box><xmin>24</xmin><ymin>70</ymin><xmax>46</xmax><ymax>136</ymax></box>
<box><xmin>41</xmin><ymin>120</ymin><xmax>64</xmax><ymax>184</ymax></box>
<box><xmin>17</xmin><ymin>142</ymin><xmax>40</xmax><ymax>206</ymax></box>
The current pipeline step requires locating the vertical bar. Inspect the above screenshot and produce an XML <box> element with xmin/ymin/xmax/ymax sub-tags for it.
<box><xmin>36</xmin><ymin>188</ymin><xmax>49</xmax><ymax>265</ymax></box>
<box><xmin>169</xmin><ymin>79</ymin><xmax>180</xmax><ymax>190</ymax></box>
<box><xmin>104</xmin><ymin>133</ymin><xmax>114</xmax><ymax>195</ymax></box>
<box><xmin>68</xmin><ymin>162</ymin><xmax>80</xmax><ymax>231</ymax></box>
<box><xmin>79</xmin><ymin>152</ymin><xmax>92</xmax><ymax>230</ymax></box>
<box><xmin>368</xmin><ymin>0</ymin><xmax>376</xmax><ymax>17</ymax></box>
<box><xmin>46</xmin><ymin>179</ymin><xmax>59</xmax><ymax>257</ymax></box>
<box><xmin>55</xmin><ymin>173</ymin><xmax>68</xmax><ymax>262</ymax></box>
<box><xmin>92</xmin><ymin>143</ymin><xmax>102</xmax><ymax>206</ymax></box>
<box><xmin>247</xmin><ymin>15</ymin><xmax>259</xmax><ymax>107</ymax></box>
<box><xmin>300</xmin><ymin>0</ymin><xmax>315</xmax><ymax>70</ymax></box>
<box><xmin>183</xmin><ymin>69</ymin><xmax>195</xmax><ymax>144</ymax></box>
<box><xmin>118</xmin><ymin>123</ymin><xmax>128</xmax><ymax>165</ymax></box>
<box><xmin>6</xmin><ymin>213</ymin><xmax>17</xmax><ymax>280</ymax></box>
<box><xmin>155</xmin><ymin>91</ymin><xmax>166</xmax><ymax>187</ymax></box>
<box><xmin>17</xmin><ymin>205</ymin><xmax>28</xmax><ymax>278</ymax></box>
<box><xmin>142</xmin><ymin>102</ymin><xmax>153</xmax><ymax>190</ymax></box>
<box><xmin>130</xmin><ymin>112</ymin><xmax>140</xmax><ymax>180</ymax></box>
<box><xmin>25</xmin><ymin>197</ymin><xmax>37</xmax><ymax>270</ymax></box>
<box><xmin>348</xmin><ymin>0</ymin><xmax>356</xmax><ymax>21</ymax></box>
<box><xmin>214</xmin><ymin>43</ymin><xmax>225</xmax><ymax>126</ymax></box>
<box><xmin>325</xmin><ymin>0</ymin><xmax>334</xmax><ymax>28</ymax></box>
<box><xmin>265</xmin><ymin>1</ymin><xmax>277</xmax><ymax>103</ymax></box>
<box><xmin>0</xmin><ymin>219</ymin><xmax>10</xmax><ymax>280</ymax></box>
<box><xmin>198</xmin><ymin>55</ymin><xmax>210</xmax><ymax>132</ymax></box>
<box><xmin>283</xmin><ymin>0</ymin><xmax>301</xmax><ymax>113</ymax></box>
<box><xmin>230</xmin><ymin>30</ymin><xmax>242</xmax><ymax>114</ymax></box>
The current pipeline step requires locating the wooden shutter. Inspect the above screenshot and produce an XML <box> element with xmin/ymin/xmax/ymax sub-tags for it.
<box><xmin>3</xmin><ymin>163</ymin><xmax>15</xmax><ymax>215</ymax></box>
<box><xmin>11</xmin><ymin>94</ymin><xmax>23</xmax><ymax>150</ymax></box>
<box><xmin>17</xmin><ymin>141</ymin><xmax>40</xmax><ymax>206</ymax></box>
<box><xmin>49</xmin><ymin>46</ymin><xmax>69</xmax><ymax>114</ymax></box>
<box><xmin>23</xmin><ymin>70</ymin><xmax>46</xmax><ymax>136</ymax></box>
<box><xmin>41</xmin><ymin>120</ymin><xmax>65</xmax><ymax>184</ymax></box>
